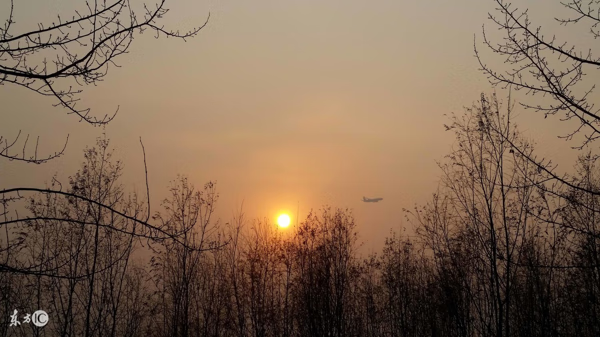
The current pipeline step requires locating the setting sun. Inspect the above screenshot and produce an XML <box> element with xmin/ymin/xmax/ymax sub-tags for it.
<box><xmin>277</xmin><ymin>214</ymin><xmax>291</xmax><ymax>228</ymax></box>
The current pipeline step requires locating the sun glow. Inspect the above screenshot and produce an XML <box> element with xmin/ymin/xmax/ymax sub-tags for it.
<box><xmin>277</xmin><ymin>214</ymin><xmax>291</xmax><ymax>228</ymax></box>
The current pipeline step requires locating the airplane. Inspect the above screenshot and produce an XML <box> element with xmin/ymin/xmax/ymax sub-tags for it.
<box><xmin>363</xmin><ymin>196</ymin><xmax>383</xmax><ymax>203</ymax></box>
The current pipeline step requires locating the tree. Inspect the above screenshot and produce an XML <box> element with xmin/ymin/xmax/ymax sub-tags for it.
<box><xmin>1</xmin><ymin>0</ymin><xmax>208</xmax><ymax>163</ymax></box>
<box><xmin>0</xmin><ymin>0</ymin><xmax>210</xmax><ymax>279</ymax></box>
<box><xmin>0</xmin><ymin>136</ymin><xmax>155</xmax><ymax>337</ymax></box>
<box><xmin>476</xmin><ymin>1</ymin><xmax>600</xmax><ymax>275</ymax></box>
<box><xmin>0</xmin><ymin>137</ymin><xmax>205</xmax><ymax>279</ymax></box>
<box><xmin>378</xmin><ymin>230</ymin><xmax>433</xmax><ymax>337</ymax></box>
<box><xmin>477</xmin><ymin>0</ymin><xmax>600</xmax><ymax>149</ymax></box>
<box><xmin>291</xmin><ymin>207</ymin><xmax>360</xmax><ymax>337</ymax></box>
<box><xmin>410</xmin><ymin>93</ymin><xmax>562</xmax><ymax>337</ymax></box>
<box><xmin>148</xmin><ymin>176</ymin><xmax>221</xmax><ymax>337</ymax></box>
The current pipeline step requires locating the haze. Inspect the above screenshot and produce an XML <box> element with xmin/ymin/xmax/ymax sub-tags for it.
<box><xmin>0</xmin><ymin>0</ymin><xmax>579</xmax><ymax>251</ymax></box>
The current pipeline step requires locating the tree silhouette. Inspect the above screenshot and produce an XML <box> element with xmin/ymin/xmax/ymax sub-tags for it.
<box><xmin>476</xmin><ymin>1</ymin><xmax>600</xmax><ymax>274</ymax></box>
<box><xmin>1</xmin><ymin>0</ymin><xmax>208</xmax><ymax>163</ymax></box>
<box><xmin>0</xmin><ymin>0</ymin><xmax>211</xmax><ymax>280</ymax></box>
<box><xmin>477</xmin><ymin>0</ymin><xmax>600</xmax><ymax>149</ymax></box>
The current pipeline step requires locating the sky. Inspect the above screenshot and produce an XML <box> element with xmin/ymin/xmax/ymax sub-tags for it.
<box><xmin>0</xmin><ymin>0</ymin><xmax>587</xmax><ymax>252</ymax></box>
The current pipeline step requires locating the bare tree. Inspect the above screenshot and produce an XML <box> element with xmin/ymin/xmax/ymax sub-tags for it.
<box><xmin>0</xmin><ymin>0</ymin><xmax>208</xmax><ymax>163</ymax></box>
<box><xmin>410</xmin><ymin>93</ymin><xmax>558</xmax><ymax>337</ymax></box>
<box><xmin>0</xmin><ymin>136</ymin><xmax>156</xmax><ymax>337</ymax></box>
<box><xmin>475</xmin><ymin>0</ymin><xmax>600</xmax><ymax>205</ymax></box>
<box><xmin>477</xmin><ymin>0</ymin><xmax>600</xmax><ymax>147</ymax></box>
<box><xmin>0</xmin><ymin>137</ymin><xmax>211</xmax><ymax>280</ymax></box>
<box><xmin>291</xmin><ymin>207</ymin><xmax>360</xmax><ymax>337</ymax></box>
<box><xmin>0</xmin><ymin>0</ymin><xmax>212</xmax><ymax>279</ymax></box>
<box><xmin>148</xmin><ymin>176</ymin><xmax>221</xmax><ymax>337</ymax></box>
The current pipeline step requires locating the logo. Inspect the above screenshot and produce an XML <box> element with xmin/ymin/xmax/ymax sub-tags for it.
<box><xmin>31</xmin><ymin>310</ymin><xmax>48</xmax><ymax>327</ymax></box>
<box><xmin>9</xmin><ymin>309</ymin><xmax>48</xmax><ymax>328</ymax></box>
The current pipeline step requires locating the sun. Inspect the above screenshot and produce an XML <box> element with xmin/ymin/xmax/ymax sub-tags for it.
<box><xmin>277</xmin><ymin>214</ymin><xmax>291</xmax><ymax>228</ymax></box>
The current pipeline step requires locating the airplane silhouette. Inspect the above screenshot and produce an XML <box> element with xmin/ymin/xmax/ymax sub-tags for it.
<box><xmin>363</xmin><ymin>196</ymin><xmax>383</xmax><ymax>203</ymax></box>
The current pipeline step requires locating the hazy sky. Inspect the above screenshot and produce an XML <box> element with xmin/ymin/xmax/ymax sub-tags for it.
<box><xmin>0</xmin><ymin>0</ymin><xmax>584</xmax><ymax>251</ymax></box>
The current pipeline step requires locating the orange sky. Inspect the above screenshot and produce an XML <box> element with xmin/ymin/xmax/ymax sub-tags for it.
<box><xmin>0</xmin><ymin>0</ymin><xmax>584</xmax><ymax>252</ymax></box>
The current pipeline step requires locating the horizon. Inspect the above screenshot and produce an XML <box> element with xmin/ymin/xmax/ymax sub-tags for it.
<box><xmin>0</xmin><ymin>0</ymin><xmax>582</xmax><ymax>254</ymax></box>
<box><xmin>4</xmin><ymin>1</ymin><xmax>600</xmax><ymax>335</ymax></box>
